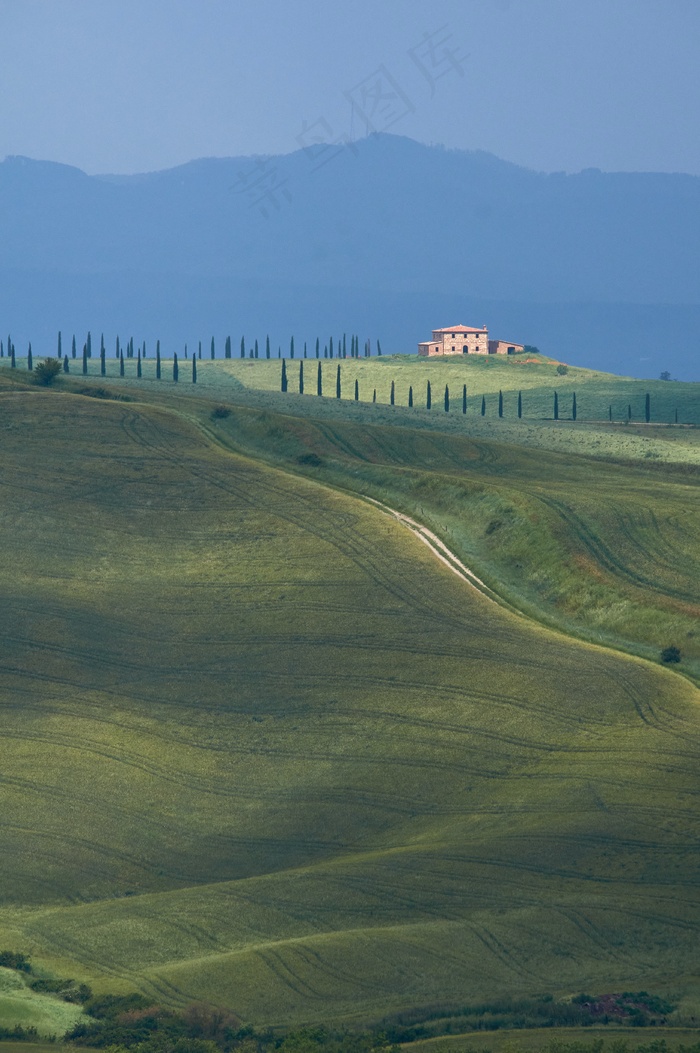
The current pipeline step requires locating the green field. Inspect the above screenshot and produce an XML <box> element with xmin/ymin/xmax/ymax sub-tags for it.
<box><xmin>0</xmin><ymin>354</ymin><xmax>697</xmax><ymax>1031</ymax></box>
<box><xmin>0</xmin><ymin>968</ymin><xmax>82</xmax><ymax>1037</ymax></box>
<box><xmin>404</xmin><ymin>1029</ymin><xmax>700</xmax><ymax>1053</ymax></box>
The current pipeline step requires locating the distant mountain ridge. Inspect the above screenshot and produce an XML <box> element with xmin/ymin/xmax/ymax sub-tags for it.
<box><xmin>1</xmin><ymin>134</ymin><xmax>698</xmax><ymax>378</ymax></box>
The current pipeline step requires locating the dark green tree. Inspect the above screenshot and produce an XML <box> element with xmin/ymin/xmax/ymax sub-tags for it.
<box><xmin>518</xmin><ymin>390</ymin><xmax>522</xmax><ymax>418</ymax></box>
<box><xmin>377</xmin><ymin>339</ymin><xmax>382</xmax><ymax>356</ymax></box>
<box><xmin>553</xmin><ymin>391</ymin><xmax>559</xmax><ymax>420</ymax></box>
<box><xmin>572</xmin><ymin>391</ymin><xmax>577</xmax><ymax>421</ymax></box>
<box><xmin>86</xmin><ymin>331</ymin><xmax>92</xmax><ymax>358</ymax></box>
<box><xmin>137</xmin><ymin>350</ymin><xmax>142</xmax><ymax>377</ymax></box>
<box><xmin>408</xmin><ymin>385</ymin><xmax>413</xmax><ymax>407</ymax></box>
<box><xmin>390</xmin><ymin>380</ymin><xmax>395</xmax><ymax>405</ymax></box>
<box><xmin>426</xmin><ymin>380</ymin><xmax>431</xmax><ymax>409</ymax></box>
<box><xmin>27</xmin><ymin>343</ymin><xmax>33</xmax><ymax>370</ymax></box>
<box><xmin>498</xmin><ymin>389</ymin><xmax>503</xmax><ymax>417</ymax></box>
<box><xmin>33</xmin><ymin>358</ymin><xmax>61</xmax><ymax>385</ymax></box>
<box><xmin>281</xmin><ymin>358</ymin><xmax>288</xmax><ymax>392</ymax></box>
<box><xmin>100</xmin><ymin>332</ymin><xmax>105</xmax><ymax>357</ymax></box>
<box><xmin>329</xmin><ymin>336</ymin><xmax>334</xmax><ymax>359</ymax></box>
<box><xmin>120</xmin><ymin>350</ymin><xmax>125</xmax><ymax>376</ymax></box>
<box><xmin>317</xmin><ymin>361</ymin><xmax>322</xmax><ymax>396</ymax></box>
<box><xmin>192</xmin><ymin>355</ymin><xmax>197</xmax><ymax>383</ymax></box>
<box><xmin>115</xmin><ymin>335</ymin><xmax>119</xmax><ymax>359</ymax></box>
<box><xmin>72</xmin><ymin>335</ymin><xmax>77</xmax><ymax>359</ymax></box>
<box><xmin>303</xmin><ymin>341</ymin><xmax>307</xmax><ymax>358</ymax></box>
<box><xmin>342</xmin><ymin>334</ymin><xmax>346</xmax><ymax>359</ymax></box>
<box><xmin>57</xmin><ymin>331</ymin><xmax>62</xmax><ymax>358</ymax></box>
<box><xmin>63</xmin><ymin>354</ymin><xmax>69</xmax><ymax>373</ymax></box>
<box><xmin>354</xmin><ymin>378</ymin><xmax>359</xmax><ymax>401</ymax></box>
<box><xmin>210</xmin><ymin>336</ymin><xmax>215</xmax><ymax>359</ymax></box>
<box><xmin>173</xmin><ymin>352</ymin><xmax>179</xmax><ymax>382</ymax></box>
<box><xmin>156</xmin><ymin>344</ymin><xmax>161</xmax><ymax>379</ymax></box>
<box><xmin>225</xmin><ymin>336</ymin><xmax>231</xmax><ymax>359</ymax></box>
<box><xmin>444</xmin><ymin>384</ymin><xmax>449</xmax><ymax>412</ymax></box>
<box><xmin>324</xmin><ymin>345</ymin><xmax>328</xmax><ymax>358</ymax></box>
<box><xmin>266</xmin><ymin>335</ymin><xmax>271</xmax><ymax>359</ymax></box>
<box><xmin>661</xmin><ymin>645</ymin><xmax>681</xmax><ymax>664</ymax></box>
<box><xmin>645</xmin><ymin>392</ymin><xmax>650</xmax><ymax>423</ymax></box>
<box><xmin>372</xmin><ymin>388</ymin><xmax>377</xmax><ymax>403</ymax></box>
<box><xmin>82</xmin><ymin>344</ymin><xmax>88</xmax><ymax>375</ymax></box>
<box><xmin>315</xmin><ymin>337</ymin><xmax>320</xmax><ymax>359</ymax></box>
<box><xmin>609</xmin><ymin>405</ymin><xmax>612</xmax><ymax>422</ymax></box>
<box><xmin>100</xmin><ymin>346</ymin><xmax>106</xmax><ymax>376</ymax></box>
<box><xmin>240</xmin><ymin>336</ymin><xmax>245</xmax><ymax>359</ymax></box>
<box><xmin>336</xmin><ymin>364</ymin><xmax>341</xmax><ymax>398</ymax></box>
<box><xmin>462</xmin><ymin>384</ymin><xmax>467</xmax><ymax>414</ymax></box>
<box><xmin>299</xmin><ymin>360</ymin><xmax>304</xmax><ymax>394</ymax></box>
<box><xmin>481</xmin><ymin>395</ymin><xmax>486</xmax><ymax>416</ymax></box>
<box><xmin>290</xmin><ymin>336</ymin><xmax>295</xmax><ymax>359</ymax></box>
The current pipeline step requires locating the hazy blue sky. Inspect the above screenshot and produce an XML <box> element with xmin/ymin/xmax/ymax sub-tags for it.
<box><xmin>0</xmin><ymin>0</ymin><xmax>698</xmax><ymax>175</ymax></box>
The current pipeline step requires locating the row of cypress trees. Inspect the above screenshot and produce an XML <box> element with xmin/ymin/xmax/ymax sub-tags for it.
<box><xmin>280</xmin><ymin>363</ymin><xmax>662</xmax><ymax>422</ymax></box>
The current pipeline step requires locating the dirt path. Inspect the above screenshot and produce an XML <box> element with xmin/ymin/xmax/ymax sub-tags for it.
<box><xmin>363</xmin><ymin>496</ymin><xmax>509</xmax><ymax>609</ymax></box>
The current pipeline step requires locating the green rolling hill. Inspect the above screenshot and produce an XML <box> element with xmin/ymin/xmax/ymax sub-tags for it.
<box><xmin>0</xmin><ymin>357</ymin><xmax>697</xmax><ymax>1030</ymax></box>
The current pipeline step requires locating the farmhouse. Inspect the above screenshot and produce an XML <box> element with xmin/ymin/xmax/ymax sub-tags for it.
<box><xmin>418</xmin><ymin>325</ymin><xmax>525</xmax><ymax>357</ymax></box>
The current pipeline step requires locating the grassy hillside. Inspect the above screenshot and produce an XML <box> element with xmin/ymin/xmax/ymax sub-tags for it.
<box><xmin>0</xmin><ymin>968</ymin><xmax>83</xmax><ymax>1036</ymax></box>
<box><xmin>0</xmin><ymin>386</ymin><xmax>698</xmax><ymax>1028</ymax></box>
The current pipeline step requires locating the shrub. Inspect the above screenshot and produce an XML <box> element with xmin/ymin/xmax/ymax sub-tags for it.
<box><xmin>556</xmin><ymin>364</ymin><xmax>569</xmax><ymax>375</ymax></box>
<box><xmin>660</xmin><ymin>646</ymin><xmax>681</xmax><ymax>664</ymax></box>
<box><xmin>33</xmin><ymin>358</ymin><xmax>62</xmax><ymax>385</ymax></box>
<box><xmin>211</xmin><ymin>406</ymin><xmax>231</xmax><ymax>419</ymax></box>
<box><xmin>0</xmin><ymin>950</ymin><xmax>31</xmax><ymax>971</ymax></box>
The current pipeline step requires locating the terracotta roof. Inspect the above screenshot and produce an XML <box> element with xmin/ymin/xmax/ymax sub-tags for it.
<box><xmin>433</xmin><ymin>325</ymin><xmax>488</xmax><ymax>333</ymax></box>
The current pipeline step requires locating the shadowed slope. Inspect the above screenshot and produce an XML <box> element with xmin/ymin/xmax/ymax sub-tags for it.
<box><xmin>0</xmin><ymin>391</ymin><xmax>698</xmax><ymax>1024</ymax></box>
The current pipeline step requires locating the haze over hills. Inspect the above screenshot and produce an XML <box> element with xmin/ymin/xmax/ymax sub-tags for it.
<box><xmin>1</xmin><ymin>133</ymin><xmax>698</xmax><ymax>379</ymax></box>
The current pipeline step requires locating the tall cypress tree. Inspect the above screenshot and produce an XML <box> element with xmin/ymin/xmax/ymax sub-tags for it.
<box><xmin>100</xmin><ymin>346</ymin><xmax>106</xmax><ymax>376</ymax></box>
<box><xmin>192</xmin><ymin>355</ymin><xmax>197</xmax><ymax>383</ymax></box>
<box><xmin>498</xmin><ymin>389</ymin><xmax>503</xmax><ymax>417</ymax></box>
<box><xmin>86</xmin><ymin>331</ymin><xmax>92</xmax><ymax>358</ymax></box>
<box><xmin>303</xmin><ymin>342</ymin><xmax>307</xmax><ymax>359</ymax></box>
<box><xmin>390</xmin><ymin>380</ymin><xmax>395</xmax><ymax>405</ymax></box>
<box><xmin>462</xmin><ymin>384</ymin><xmax>467</xmax><ymax>414</ymax></box>
<box><xmin>572</xmin><ymin>392</ymin><xmax>577</xmax><ymax>421</ymax></box>
<box><xmin>184</xmin><ymin>343</ymin><xmax>188</xmax><ymax>359</ymax></box>
<box><xmin>553</xmin><ymin>391</ymin><xmax>559</xmax><ymax>420</ymax></box>
<box><xmin>336</xmin><ymin>364</ymin><xmax>341</xmax><ymax>398</ymax></box>
<box><xmin>408</xmin><ymin>385</ymin><xmax>413</xmax><ymax>408</ymax></box>
<box><xmin>210</xmin><ymin>337</ymin><xmax>215</xmax><ymax>359</ymax></box>
<box><xmin>225</xmin><ymin>335</ymin><xmax>231</xmax><ymax>359</ymax></box>
<box><xmin>315</xmin><ymin>337</ymin><xmax>320</xmax><ymax>359</ymax></box>
<box><xmin>63</xmin><ymin>354</ymin><xmax>69</xmax><ymax>373</ymax></box>
<box><xmin>82</xmin><ymin>344</ymin><xmax>88</xmax><ymax>374</ymax></box>
<box><xmin>299</xmin><ymin>360</ymin><xmax>304</xmax><ymax>394</ymax></box>
<box><xmin>342</xmin><ymin>334</ymin><xmax>346</xmax><ymax>359</ymax></box>
<box><xmin>354</xmin><ymin>378</ymin><xmax>359</xmax><ymax>401</ymax></box>
<box><xmin>27</xmin><ymin>343</ymin><xmax>33</xmax><ymax>370</ymax></box>
<box><xmin>444</xmin><ymin>384</ymin><xmax>449</xmax><ymax>412</ymax></box>
<box><xmin>72</xmin><ymin>335</ymin><xmax>77</xmax><ymax>359</ymax></box>
<box><xmin>372</xmin><ymin>388</ymin><xmax>377</xmax><ymax>403</ymax></box>
<box><xmin>156</xmin><ymin>344</ymin><xmax>161</xmax><ymax>379</ymax></box>
<box><xmin>290</xmin><ymin>336</ymin><xmax>295</xmax><ymax>359</ymax></box>
<box><xmin>100</xmin><ymin>333</ymin><xmax>105</xmax><ymax>357</ymax></box>
<box><xmin>137</xmin><ymin>350</ymin><xmax>142</xmax><ymax>377</ymax></box>
<box><xmin>317</xmin><ymin>361</ymin><xmax>322</xmax><ymax>396</ymax></box>
<box><xmin>609</xmin><ymin>405</ymin><xmax>612</xmax><ymax>422</ymax></box>
<box><xmin>329</xmin><ymin>336</ymin><xmax>334</xmax><ymax>359</ymax></box>
<box><xmin>10</xmin><ymin>343</ymin><xmax>15</xmax><ymax>368</ymax></box>
<box><xmin>173</xmin><ymin>352</ymin><xmax>179</xmax><ymax>382</ymax></box>
<box><xmin>252</xmin><ymin>339</ymin><xmax>257</xmax><ymax>359</ymax></box>
<box><xmin>426</xmin><ymin>380</ymin><xmax>431</xmax><ymax>409</ymax></box>
<box><xmin>645</xmin><ymin>392</ymin><xmax>650</xmax><ymax>422</ymax></box>
<box><xmin>281</xmin><ymin>358</ymin><xmax>288</xmax><ymax>392</ymax></box>
<box><xmin>240</xmin><ymin>336</ymin><xmax>245</xmax><ymax>359</ymax></box>
<box><xmin>57</xmin><ymin>331</ymin><xmax>62</xmax><ymax>358</ymax></box>
<box><xmin>115</xmin><ymin>335</ymin><xmax>119</xmax><ymax>359</ymax></box>
<box><xmin>0</xmin><ymin>340</ymin><xmax>3</xmax><ymax>357</ymax></box>
<box><xmin>481</xmin><ymin>395</ymin><xmax>486</xmax><ymax>416</ymax></box>
<box><xmin>197</xmin><ymin>340</ymin><xmax>202</xmax><ymax>360</ymax></box>
<box><xmin>518</xmin><ymin>390</ymin><xmax>522</xmax><ymax>419</ymax></box>
<box><xmin>324</xmin><ymin>345</ymin><xmax>328</xmax><ymax>358</ymax></box>
<box><xmin>120</xmin><ymin>351</ymin><xmax>125</xmax><ymax>376</ymax></box>
<box><xmin>377</xmin><ymin>339</ymin><xmax>382</xmax><ymax>356</ymax></box>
